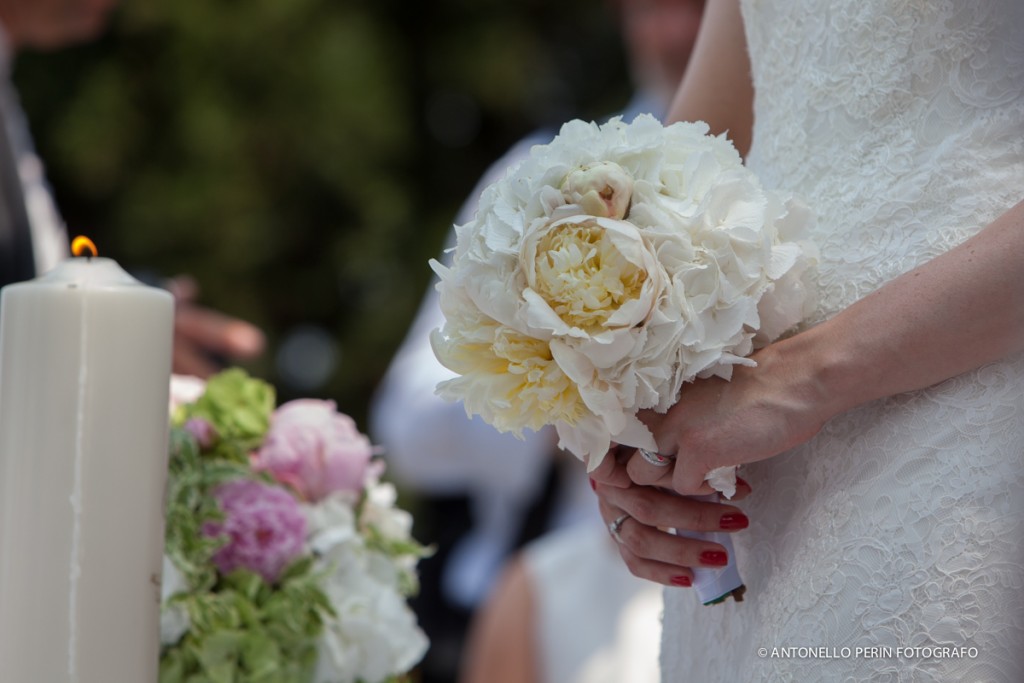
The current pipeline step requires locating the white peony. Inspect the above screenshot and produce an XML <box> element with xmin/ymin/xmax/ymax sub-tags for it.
<box><xmin>360</xmin><ymin>482</ymin><xmax>413</xmax><ymax>541</ymax></box>
<box><xmin>431</xmin><ymin>114</ymin><xmax>817</xmax><ymax>469</ymax></box>
<box><xmin>560</xmin><ymin>161</ymin><xmax>634</xmax><ymax>219</ymax></box>
<box><xmin>168</xmin><ymin>374</ymin><xmax>206</xmax><ymax>414</ymax></box>
<box><xmin>307</xmin><ymin>492</ymin><xmax>428</xmax><ymax>683</ymax></box>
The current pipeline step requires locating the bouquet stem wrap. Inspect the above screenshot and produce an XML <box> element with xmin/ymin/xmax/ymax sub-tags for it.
<box><xmin>672</xmin><ymin>493</ymin><xmax>745</xmax><ymax>605</ymax></box>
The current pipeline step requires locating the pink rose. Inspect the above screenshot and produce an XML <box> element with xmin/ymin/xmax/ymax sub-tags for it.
<box><xmin>203</xmin><ymin>479</ymin><xmax>307</xmax><ymax>584</ymax></box>
<box><xmin>252</xmin><ymin>399</ymin><xmax>374</xmax><ymax>502</ymax></box>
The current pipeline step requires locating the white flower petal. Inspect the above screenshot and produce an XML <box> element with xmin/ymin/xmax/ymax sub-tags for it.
<box><xmin>706</xmin><ymin>466</ymin><xmax>738</xmax><ymax>499</ymax></box>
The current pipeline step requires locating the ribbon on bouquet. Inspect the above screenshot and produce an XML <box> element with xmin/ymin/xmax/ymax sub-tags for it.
<box><xmin>661</xmin><ymin>467</ymin><xmax>745</xmax><ymax>605</ymax></box>
<box><xmin>672</xmin><ymin>492</ymin><xmax>746</xmax><ymax>606</ymax></box>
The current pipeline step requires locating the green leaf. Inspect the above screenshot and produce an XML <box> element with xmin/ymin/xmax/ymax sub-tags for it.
<box><xmin>179</xmin><ymin>369</ymin><xmax>275</xmax><ymax>453</ymax></box>
<box><xmin>197</xmin><ymin>630</ymin><xmax>246</xmax><ymax>683</ymax></box>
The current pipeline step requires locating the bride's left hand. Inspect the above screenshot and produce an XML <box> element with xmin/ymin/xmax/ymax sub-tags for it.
<box><xmin>589</xmin><ymin>449</ymin><xmax>753</xmax><ymax>585</ymax></box>
<box><xmin>626</xmin><ymin>339</ymin><xmax>833</xmax><ymax>495</ymax></box>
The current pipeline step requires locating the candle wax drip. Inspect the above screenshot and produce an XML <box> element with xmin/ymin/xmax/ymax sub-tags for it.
<box><xmin>67</xmin><ymin>295</ymin><xmax>89</xmax><ymax>683</ymax></box>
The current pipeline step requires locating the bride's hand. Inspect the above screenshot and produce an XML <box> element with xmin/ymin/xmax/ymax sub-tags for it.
<box><xmin>625</xmin><ymin>197</ymin><xmax>1024</xmax><ymax>495</ymax></box>
<box><xmin>589</xmin><ymin>451</ymin><xmax>752</xmax><ymax>586</ymax></box>
<box><xmin>627</xmin><ymin>339</ymin><xmax>834</xmax><ymax>495</ymax></box>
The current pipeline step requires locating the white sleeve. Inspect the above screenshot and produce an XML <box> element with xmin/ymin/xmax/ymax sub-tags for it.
<box><xmin>369</xmin><ymin>131</ymin><xmax>558</xmax><ymax>500</ymax></box>
<box><xmin>1</xmin><ymin>69</ymin><xmax>68</xmax><ymax>274</ymax></box>
<box><xmin>369</xmin><ymin>282</ymin><xmax>556</xmax><ymax>498</ymax></box>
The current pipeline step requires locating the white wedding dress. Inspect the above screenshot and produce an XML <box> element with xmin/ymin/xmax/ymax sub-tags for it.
<box><xmin>661</xmin><ymin>1</ymin><xmax>1024</xmax><ymax>681</ymax></box>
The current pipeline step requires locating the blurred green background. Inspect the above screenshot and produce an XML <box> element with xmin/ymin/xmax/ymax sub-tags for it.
<box><xmin>14</xmin><ymin>0</ymin><xmax>631</xmax><ymax>426</ymax></box>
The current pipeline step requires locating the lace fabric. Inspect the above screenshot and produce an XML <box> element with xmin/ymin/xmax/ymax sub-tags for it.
<box><xmin>660</xmin><ymin>1</ymin><xmax>1024</xmax><ymax>680</ymax></box>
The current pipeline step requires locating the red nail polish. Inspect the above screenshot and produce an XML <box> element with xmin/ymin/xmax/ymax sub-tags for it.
<box><xmin>736</xmin><ymin>476</ymin><xmax>750</xmax><ymax>489</ymax></box>
<box><xmin>670</xmin><ymin>575</ymin><xmax>692</xmax><ymax>587</ymax></box>
<box><xmin>589</xmin><ymin>477</ymin><xmax>596</xmax><ymax>491</ymax></box>
<box><xmin>719</xmin><ymin>513</ymin><xmax>749</xmax><ymax>530</ymax></box>
<box><xmin>700</xmin><ymin>550</ymin><xmax>728</xmax><ymax>566</ymax></box>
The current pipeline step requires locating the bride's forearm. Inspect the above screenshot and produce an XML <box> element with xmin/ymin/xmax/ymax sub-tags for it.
<box><xmin>781</xmin><ymin>198</ymin><xmax>1024</xmax><ymax>419</ymax></box>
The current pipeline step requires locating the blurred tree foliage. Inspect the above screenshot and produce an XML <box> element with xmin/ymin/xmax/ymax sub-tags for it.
<box><xmin>15</xmin><ymin>0</ymin><xmax>630</xmax><ymax>426</ymax></box>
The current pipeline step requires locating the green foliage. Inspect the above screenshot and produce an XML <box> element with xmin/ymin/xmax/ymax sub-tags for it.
<box><xmin>176</xmin><ymin>368</ymin><xmax>276</xmax><ymax>462</ymax></box>
<box><xmin>159</xmin><ymin>566</ymin><xmax>331</xmax><ymax>683</ymax></box>
<box><xmin>15</xmin><ymin>0</ymin><xmax>630</xmax><ymax>423</ymax></box>
<box><xmin>163</xmin><ymin>428</ymin><xmax>235</xmax><ymax>591</ymax></box>
<box><xmin>163</xmin><ymin>370</ymin><xmax>332</xmax><ymax>682</ymax></box>
<box><xmin>361</xmin><ymin>523</ymin><xmax>432</xmax><ymax>597</ymax></box>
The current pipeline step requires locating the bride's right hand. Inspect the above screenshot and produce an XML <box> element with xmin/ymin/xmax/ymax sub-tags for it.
<box><xmin>627</xmin><ymin>333</ymin><xmax>836</xmax><ymax>496</ymax></box>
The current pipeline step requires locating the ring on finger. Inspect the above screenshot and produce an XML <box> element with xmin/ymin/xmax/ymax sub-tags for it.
<box><xmin>638</xmin><ymin>447</ymin><xmax>675</xmax><ymax>467</ymax></box>
<box><xmin>608</xmin><ymin>513</ymin><xmax>630</xmax><ymax>544</ymax></box>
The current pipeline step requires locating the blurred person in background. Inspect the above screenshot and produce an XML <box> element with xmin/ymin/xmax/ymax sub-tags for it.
<box><xmin>0</xmin><ymin>0</ymin><xmax>264</xmax><ymax>376</ymax></box>
<box><xmin>459</xmin><ymin>522</ymin><xmax>665</xmax><ymax>683</ymax></box>
<box><xmin>371</xmin><ymin>2</ymin><xmax>704</xmax><ymax>681</ymax></box>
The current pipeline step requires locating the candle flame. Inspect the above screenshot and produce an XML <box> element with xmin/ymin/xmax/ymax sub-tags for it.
<box><xmin>71</xmin><ymin>236</ymin><xmax>98</xmax><ymax>258</ymax></box>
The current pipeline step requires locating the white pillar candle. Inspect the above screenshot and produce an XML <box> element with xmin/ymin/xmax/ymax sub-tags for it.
<box><xmin>0</xmin><ymin>240</ymin><xmax>173</xmax><ymax>682</ymax></box>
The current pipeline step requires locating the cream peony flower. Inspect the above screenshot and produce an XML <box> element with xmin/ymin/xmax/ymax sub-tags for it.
<box><xmin>431</xmin><ymin>114</ymin><xmax>817</xmax><ymax>470</ymax></box>
<box><xmin>561</xmin><ymin>161</ymin><xmax>634</xmax><ymax>219</ymax></box>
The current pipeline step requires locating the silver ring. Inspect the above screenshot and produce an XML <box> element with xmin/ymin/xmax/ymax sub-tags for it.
<box><xmin>608</xmin><ymin>513</ymin><xmax>630</xmax><ymax>544</ymax></box>
<box><xmin>638</xmin><ymin>447</ymin><xmax>675</xmax><ymax>467</ymax></box>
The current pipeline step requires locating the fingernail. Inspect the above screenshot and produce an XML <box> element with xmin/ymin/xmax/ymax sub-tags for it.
<box><xmin>719</xmin><ymin>513</ymin><xmax>749</xmax><ymax>530</ymax></box>
<box><xmin>736</xmin><ymin>477</ymin><xmax>750</xmax><ymax>489</ymax></box>
<box><xmin>670</xmin><ymin>575</ymin><xmax>692</xmax><ymax>587</ymax></box>
<box><xmin>700</xmin><ymin>550</ymin><xmax>728</xmax><ymax>566</ymax></box>
<box><xmin>589</xmin><ymin>477</ymin><xmax>596</xmax><ymax>491</ymax></box>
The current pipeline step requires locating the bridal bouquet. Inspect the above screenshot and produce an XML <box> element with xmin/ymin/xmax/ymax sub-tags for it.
<box><xmin>160</xmin><ymin>370</ymin><xmax>429</xmax><ymax>683</ymax></box>
<box><xmin>430</xmin><ymin>114</ymin><xmax>816</xmax><ymax>471</ymax></box>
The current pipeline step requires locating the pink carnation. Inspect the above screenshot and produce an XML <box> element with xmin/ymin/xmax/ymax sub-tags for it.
<box><xmin>203</xmin><ymin>479</ymin><xmax>307</xmax><ymax>584</ymax></box>
<box><xmin>252</xmin><ymin>399</ymin><xmax>374</xmax><ymax>502</ymax></box>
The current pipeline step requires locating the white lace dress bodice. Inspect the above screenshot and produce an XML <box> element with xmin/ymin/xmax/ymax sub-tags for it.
<box><xmin>660</xmin><ymin>1</ymin><xmax>1024</xmax><ymax>680</ymax></box>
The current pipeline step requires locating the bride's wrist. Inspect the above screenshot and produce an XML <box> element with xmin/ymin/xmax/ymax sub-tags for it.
<box><xmin>759</xmin><ymin>324</ymin><xmax>864</xmax><ymax>427</ymax></box>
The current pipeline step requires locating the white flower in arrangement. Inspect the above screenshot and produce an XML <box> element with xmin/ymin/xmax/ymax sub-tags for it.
<box><xmin>431</xmin><ymin>114</ymin><xmax>817</xmax><ymax>468</ymax></box>
<box><xmin>560</xmin><ymin>161</ymin><xmax>634</xmax><ymax>218</ymax></box>
<box><xmin>360</xmin><ymin>481</ymin><xmax>420</xmax><ymax>577</ymax></box>
<box><xmin>311</xmin><ymin>551</ymin><xmax>429</xmax><ymax>683</ymax></box>
<box><xmin>305</xmin><ymin>492</ymin><xmax>361</xmax><ymax>552</ymax></box>
<box><xmin>168</xmin><ymin>374</ymin><xmax>206</xmax><ymax>414</ymax></box>
<box><xmin>159</xmin><ymin>555</ymin><xmax>190</xmax><ymax>647</ymax></box>
<box><xmin>309</xmin><ymin>487</ymin><xmax>429</xmax><ymax>683</ymax></box>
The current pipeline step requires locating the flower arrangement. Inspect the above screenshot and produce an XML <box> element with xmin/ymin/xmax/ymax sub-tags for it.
<box><xmin>160</xmin><ymin>369</ymin><xmax>429</xmax><ymax>683</ymax></box>
<box><xmin>430</xmin><ymin>114</ymin><xmax>817</xmax><ymax>470</ymax></box>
